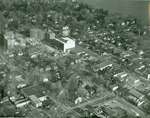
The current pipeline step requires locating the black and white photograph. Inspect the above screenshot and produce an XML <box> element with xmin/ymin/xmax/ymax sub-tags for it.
<box><xmin>0</xmin><ymin>0</ymin><xmax>150</xmax><ymax>118</ymax></box>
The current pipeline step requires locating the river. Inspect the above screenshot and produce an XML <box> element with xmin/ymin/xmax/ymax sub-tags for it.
<box><xmin>80</xmin><ymin>0</ymin><xmax>149</xmax><ymax>26</ymax></box>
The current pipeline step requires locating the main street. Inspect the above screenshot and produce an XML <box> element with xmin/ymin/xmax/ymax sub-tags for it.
<box><xmin>66</xmin><ymin>94</ymin><xmax>114</xmax><ymax>113</ymax></box>
<box><xmin>116</xmin><ymin>97</ymin><xmax>147</xmax><ymax>118</ymax></box>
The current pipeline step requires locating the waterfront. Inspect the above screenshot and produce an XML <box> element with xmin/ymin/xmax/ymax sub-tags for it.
<box><xmin>81</xmin><ymin>0</ymin><xmax>149</xmax><ymax>25</ymax></box>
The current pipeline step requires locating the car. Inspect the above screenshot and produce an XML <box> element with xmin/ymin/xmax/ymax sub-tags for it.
<box><xmin>131</xmin><ymin>109</ymin><xmax>140</xmax><ymax>118</ymax></box>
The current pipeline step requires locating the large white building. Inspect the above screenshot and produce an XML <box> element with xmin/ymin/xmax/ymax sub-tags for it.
<box><xmin>48</xmin><ymin>37</ymin><xmax>75</xmax><ymax>52</ymax></box>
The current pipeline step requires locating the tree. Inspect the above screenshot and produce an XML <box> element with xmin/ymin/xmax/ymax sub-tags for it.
<box><xmin>0</xmin><ymin>81</ymin><xmax>6</xmax><ymax>100</ymax></box>
<box><xmin>25</xmin><ymin>67</ymin><xmax>40</xmax><ymax>85</ymax></box>
<box><xmin>8</xmin><ymin>17</ymin><xmax>19</xmax><ymax>31</ymax></box>
<box><xmin>0</xmin><ymin>62</ymin><xmax>8</xmax><ymax>100</ymax></box>
<box><xmin>0</xmin><ymin>103</ymin><xmax>16</xmax><ymax>117</ymax></box>
<box><xmin>67</xmin><ymin>74</ymin><xmax>79</xmax><ymax>102</ymax></box>
<box><xmin>57</xmin><ymin>88</ymin><xmax>69</xmax><ymax>104</ymax></box>
<box><xmin>0</xmin><ymin>12</ymin><xmax>6</xmax><ymax>33</ymax></box>
<box><xmin>6</xmin><ymin>74</ymin><xmax>18</xmax><ymax>97</ymax></box>
<box><xmin>141</xmin><ymin>102</ymin><xmax>150</xmax><ymax>114</ymax></box>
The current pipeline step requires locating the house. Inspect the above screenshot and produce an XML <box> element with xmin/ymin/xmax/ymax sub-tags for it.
<box><xmin>129</xmin><ymin>89</ymin><xmax>144</xmax><ymax>100</ymax></box>
<box><xmin>127</xmin><ymin>89</ymin><xmax>146</xmax><ymax>106</ymax></box>
<box><xmin>120</xmin><ymin>51</ymin><xmax>135</xmax><ymax>58</ymax></box>
<box><xmin>113</xmin><ymin>71</ymin><xmax>128</xmax><ymax>78</ymax></box>
<box><xmin>0</xmin><ymin>97</ymin><xmax>9</xmax><ymax>104</ymax></box>
<box><xmin>99</xmin><ymin>61</ymin><xmax>113</xmax><ymax>71</ymax></box>
<box><xmin>109</xmin><ymin>84</ymin><xmax>119</xmax><ymax>92</ymax></box>
<box><xmin>94</xmin><ymin>106</ymin><xmax>110</xmax><ymax>118</ymax></box>
<box><xmin>14</xmin><ymin>32</ymin><xmax>26</xmax><ymax>47</ymax></box>
<box><xmin>95</xmin><ymin>61</ymin><xmax>113</xmax><ymax>71</ymax></box>
<box><xmin>93</xmin><ymin>61</ymin><xmax>113</xmax><ymax>72</ymax></box>
<box><xmin>113</xmin><ymin>71</ymin><xmax>128</xmax><ymax>82</ymax></box>
<box><xmin>17</xmin><ymin>83</ymin><xmax>27</xmax><ymax>89</ymax></box>
<box><xmin>134</xmin><ymin>64</ymin><xmax>147</xmax><ymax>76</ymax></box>
<box><xmin>147</xmin><ymin>74</ymin><xmax>150</xmax><ymax>80</ymax></box>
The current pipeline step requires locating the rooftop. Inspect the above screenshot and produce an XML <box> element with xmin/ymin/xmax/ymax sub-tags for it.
<box><xmin>21</xmin><ymin>85</ymin><xmax>47</xmax><ymax>98</ymax></box>
<box><xmin>99</xmin><ymin>61</ymin><xmax>113</xmax><ymax>69</ymax></box>
<box><xmin>129</xmin><ymin>89</ymin><xmax>144</xmax><ymax>99</ymax></box>
<box><xmin>54</xmin><ymin>37</ymin><xmax>75</xmax><ymax>44</ymax></box>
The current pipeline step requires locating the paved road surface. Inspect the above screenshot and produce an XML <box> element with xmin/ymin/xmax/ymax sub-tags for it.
<box><xmin>67</xmin><ymin>94</ymin><xmax>114</xmax><ymax>113</ymax></box>
<box><xmin>116</xmin><ymin>97</ymin><xmax>147</xmax><ymax>118</ymax></box>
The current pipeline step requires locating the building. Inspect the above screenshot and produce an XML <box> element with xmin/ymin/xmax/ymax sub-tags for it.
<box><xmin>129</xmin><ymin>89</ymin><xmax>144</xmax><ymax>100</ymax></box>
<box><xmin>93</xmin><ymin>61</ymin><xmax>113</xmax><ymax>72</ymax></box>
<box><xmin>21</xmin><ymin>85</ymin><xmax>47</xmax><ymax>105</ymax></box>
<box><xmin>47</xmin><ymin>37</ymin><xmax>75</xmax><ymax>52</ymax></box>
<box><xmin>126</xmin><ymin>89</ymin><xmax>146</xmax><ymax>106</ymax></box>
<box><xmin>14</xmin><ymin>32</ymin><xmax>26</xmax><ymax>47</ymax></box>
<box><xmin>48</xmin><ymin>29</ymin><xmax>56</xmax><ymax>39</ymax></box>
<box><xmin>30</xmin><ymin>28</ymin><xmax>45</xmax><ymax>41</ymax></box>
<box><xmin>29</xmin><ymin>95</ymin><xmax>42</xmax><ymax>108</ymax></box>
<box><xmin>120</xmin><ymin>51</ymin><xmax>136</xmax><ymax>58</ymax></box>
<box><xmin>62</xmin><ymin>26</ymin><xmax>70</xmax><ymax>37</ymax></box>
<box><xmin>53</xmin><ymin>0</ymin><xmax>66</xmax><ymax>3</ymax></box>
<box><xmin>15</xmin><ymin>98</ymin><xmax>30</xmax><ymax>108</ymax></box>
<box><xmin>17</xmin><ymin>83</ymin><xmax>27</xmax><ymax>89</ymax></box>
<box><xmin>4</xmin><ymin>31</ymin><xmax>27</xmax><ymax>49</ymax></box>
<box><xmin>4</xmin><ymin>31</ymin><xmax>15</xmax><ymax>49</ymax></box>
<box><xmin>0</xmin><ymin>97</ymin><xmax>9</xmax><ymax>104</ymax></box>
<box><xmin>113</xmin><ymin>71</ymin><xmax>128</xmax><ymax>82</ymax></box>
<box><xmin>0</xmin><ymin>33</ymin><xmax>7</xmax><ymax>52</ymax></box>
<box><xmin>100</xmin><ymin>61</ymin><xmax>113</xmax><ymax>71</ymax></box>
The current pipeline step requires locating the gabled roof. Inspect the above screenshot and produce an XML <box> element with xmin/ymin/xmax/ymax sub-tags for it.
<box><xmin>129</xmin><ymin>89</ymin><xmax>144</xmax><ymax>99</ymax></box>
<box><xmin>98</xmin><ymin>61</ymin><xmax>113</xmax><ymax>70</ymax></box>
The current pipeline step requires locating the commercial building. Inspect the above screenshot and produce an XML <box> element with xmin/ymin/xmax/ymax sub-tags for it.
<box><xmin>93</xmin><ymin>61</ymin><xmax>113</xmax><ymax>72</ymax></box>
<box><xmin>14</xmin><ymin>33</ymin><xmax>26</xmax><ymax>47</ymax></box>
<box><xmin>21</xmin><ymin>85</ymin><xmax>47</xmax><ymax>107</ymax></box>
<box><xmin>15</xmin><ymin>98</ymin><xmax>30</xmax><ymax>108</ymax></box>
<box><xmin>47</xmin><ymin>37</ymin><xmax>75</xmax><ymax>52</ymax></box>
<box><xmin>29</xmin><ymin>95</ymin><xmax>42</xmax><ymax>108</ymax></box>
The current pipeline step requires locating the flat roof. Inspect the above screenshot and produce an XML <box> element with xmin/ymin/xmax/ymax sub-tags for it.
<box><xmin>99</xmin><ymin>61</ymin><xmax>113</xmax><ymax>69</ymax></box>
<box><xmin>21</xmin><ymin>85</ymin><xmax>46</xmax><ymax>98</ymax></box>
<box><xmin>54</xmin><ymin>37</ymin><xmax>74</xmax><ymax>44</ymax></box>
